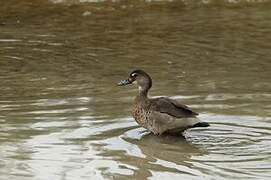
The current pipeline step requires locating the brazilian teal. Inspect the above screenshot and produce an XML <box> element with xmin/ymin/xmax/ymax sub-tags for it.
<box><xmin>118</xmin><ymin>70</ymin><xmax>209</xmax><ymax>135</ymax></box>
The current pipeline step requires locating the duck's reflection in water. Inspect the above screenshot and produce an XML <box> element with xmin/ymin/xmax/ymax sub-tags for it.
<box><xmin>99</xmin><ymin>127</ymin><xmax>207</xmax><ymax>179</ymax></box>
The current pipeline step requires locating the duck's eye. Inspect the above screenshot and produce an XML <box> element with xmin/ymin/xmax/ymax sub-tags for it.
<box><xmin>131</xmin><ymin>73</ymin><xmax>137</xmax><ymax>77</ymax></box>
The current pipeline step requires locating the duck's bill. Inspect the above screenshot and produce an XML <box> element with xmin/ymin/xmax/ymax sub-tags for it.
<box><xmin>118</xmin><ymin>79</ymin><xmax>131</xmax><ymax>86</ymax></box>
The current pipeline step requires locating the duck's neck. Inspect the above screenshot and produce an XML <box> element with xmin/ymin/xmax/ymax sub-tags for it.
<box><xmin>138</xmin><ymin>85</ymin><xmax>149</xmax><ymax>98</ymax></box>
<box><xmin>135</xmin><ymin>86</ymin><xmax>150</xmax><ymax>108</ymax></box>
<box><xmin>137</xmin><ymin>76</ymin><xmax>152</xmax><ymax>100</ymax></box>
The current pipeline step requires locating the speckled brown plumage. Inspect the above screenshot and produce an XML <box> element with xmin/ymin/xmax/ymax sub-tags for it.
<box><xmin>118</xmin><ymin>69</ymin><xmax>210</xmax><ymax>135</ymax></box>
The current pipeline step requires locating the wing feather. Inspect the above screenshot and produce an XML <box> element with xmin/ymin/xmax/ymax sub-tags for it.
<box><xmin>150</xmin><ymin>97</ymin><xmax>198</xmax><ymax>118</ymax></box>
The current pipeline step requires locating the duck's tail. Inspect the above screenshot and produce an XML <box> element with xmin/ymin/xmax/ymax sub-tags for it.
<box><xmin>193</xmin><ymin>122</ymin><xmax>210</xmax><ymax>128</ymax></box>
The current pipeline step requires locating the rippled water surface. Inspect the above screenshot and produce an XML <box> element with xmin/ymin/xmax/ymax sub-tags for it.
<box><xmin>0</xmin><ymin>0</ymin><xmax>271</xmax><ymax>179</ymax></box>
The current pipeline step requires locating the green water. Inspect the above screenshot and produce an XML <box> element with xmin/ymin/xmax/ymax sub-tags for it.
<box><xmin>0</xmin><ymin>1</ymin><xmax>271</xmax><ymax>179</ymax></box>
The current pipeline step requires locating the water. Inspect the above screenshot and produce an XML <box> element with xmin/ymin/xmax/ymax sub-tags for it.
<box><xmin>0</xmin><ymin>0</ymin><xmax>271</xmax><ymax>179</ymax></box>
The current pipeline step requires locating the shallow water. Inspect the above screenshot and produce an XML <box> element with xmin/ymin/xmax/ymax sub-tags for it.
<box><xmin>0</xmin><ymin>0</ymin><xmax>271</xmax><ymax>179</ymax></box>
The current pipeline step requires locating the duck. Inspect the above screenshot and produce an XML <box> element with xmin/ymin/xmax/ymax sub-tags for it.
<box><xmin>118</xmin><ymin>69</ymin><xmax>209</xmax><ymax>135</ymax></box>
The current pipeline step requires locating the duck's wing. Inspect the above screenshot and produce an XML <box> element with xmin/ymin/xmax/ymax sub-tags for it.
<box><xmin>150</xmin><ymin>97</ymin><xmax>198</xmax><ymax>118</ymax></box>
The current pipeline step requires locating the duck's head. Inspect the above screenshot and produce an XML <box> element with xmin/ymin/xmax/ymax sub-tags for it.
<box><xmin>118</xmin><ymin>69</ymin><xmax>152</xmax><ymax>94</ymax></box>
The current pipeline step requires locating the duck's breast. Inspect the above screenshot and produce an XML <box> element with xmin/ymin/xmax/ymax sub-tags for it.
<box><xmin>132</xmin><ymin>104</ymin><xmax>152</xmax><ymax>128</ymax></box>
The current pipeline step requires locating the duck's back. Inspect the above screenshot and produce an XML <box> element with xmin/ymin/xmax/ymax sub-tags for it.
<box><xmin>149</xmin><ymin>97</ymin><xmax>198</xmax><ymax>118</ymax></box>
